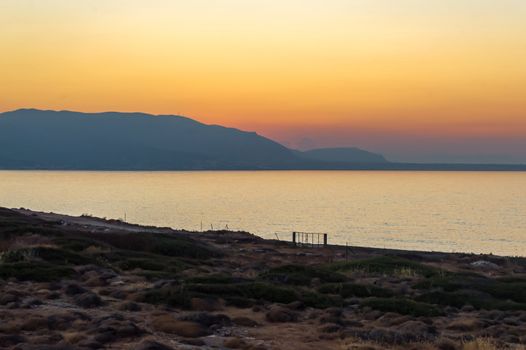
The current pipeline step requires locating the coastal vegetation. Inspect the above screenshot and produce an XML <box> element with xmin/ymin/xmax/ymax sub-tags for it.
<box><xmin>1</xmin><ymin>207</ymin><xmax>526</xmax><ymax>349</ymax></box>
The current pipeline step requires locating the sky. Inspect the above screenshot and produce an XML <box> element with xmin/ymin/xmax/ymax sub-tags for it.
<box><xmin>1</xmin><ymin>0</ymin><xmax>525</xmax><ymax>163</ymax></box>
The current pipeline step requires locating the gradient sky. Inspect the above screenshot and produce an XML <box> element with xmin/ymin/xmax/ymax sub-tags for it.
<box><xmin>1</xmin><ymin>0</ymin><xmax>526</xmax><ymax>163</ymax></box>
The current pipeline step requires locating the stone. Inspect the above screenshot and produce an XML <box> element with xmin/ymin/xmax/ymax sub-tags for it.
<box><xmin>0</xmin><ymin>334</ymin><xmax>26</xmax><ymax>347</ymax></box>
<box><xmin>266</xmin><ymin>306</ymin><xmax>298</xmax><ymax>323</ymax></box>
<box><xmin>65</xmin><ymin>283</ymin><xmax>87</xmax><ymax>296</ymax></box>
<box><xmin>151</xmin><ymin>315</ymin><xmax>208</xmax><ymax>338</ymax></box>
<box><xmin>190</xmin><ymin>297</ymin><xmax>222</xmax><ymax>311</ymax></box>
<box><xmin>135</xmin><ymin>340</ymin><xmax>175</xmax><ymax>350</ymax></box>
<box><xmin>74</xmin><ymin>292</ymin><xmax>102</xmax><ymax>308</ymax></box>
<box><xmin>224</xmin><ymin>337</ymin><xmax>248</xmax><ymax>349</ymax></box>
<box><xmin>232</xmin><ymin>316</ymin><xmax>259</xmax><ymax>327</ymax></box>
<box><xmin>119</xmin><ymin>301</ymin><xmax>142</xmax><ymax>312</ymax></box>
<box><xmin>179</xmin><ymin>312</ymin><xmax>231</xmax><ymax>327</ymax></box>
<box><xmin>470</xmin><ymin>260</ymin><xmax>499</xmax><ymax>270</ymax></box>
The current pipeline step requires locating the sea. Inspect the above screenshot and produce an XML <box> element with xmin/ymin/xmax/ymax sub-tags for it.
<box><xmin>1</xmin><ymin>170</ymin><xmax>525</xmax><ymax>256</ymax></box>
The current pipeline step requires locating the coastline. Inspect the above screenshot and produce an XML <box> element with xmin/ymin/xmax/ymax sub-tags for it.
<box><xmin>1</xmin><ymin>207</ymin><xmax>525</xmax><ymax>349</ymax></box>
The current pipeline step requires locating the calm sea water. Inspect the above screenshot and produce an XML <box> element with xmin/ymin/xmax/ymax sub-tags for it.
<box><xmin>0</xmin><ymin>171</ymin><xmax>525</xmax><ymax>256</ymax></box>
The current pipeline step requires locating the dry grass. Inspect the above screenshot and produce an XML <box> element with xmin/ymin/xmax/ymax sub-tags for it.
<box><xmin>5</xmin><ymin>234</ymin><xmax>54</xmax><ymax>250</ymax></box>
<box><xmin>462</xmin><ymin>338</ymin><xmax>497</xmax><ymax>350</ymax></box>
<box><xmin>394</xmin><ymin>267</ymin><xmax>418</xmax><ymax>278</ymax></box>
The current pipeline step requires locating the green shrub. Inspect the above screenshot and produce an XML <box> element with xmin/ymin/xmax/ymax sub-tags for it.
<box><xmin>301</xmin><ymin>290</ymin><xmax>343</xmax><ymax>308</ymax></box>
<box><xmin>260</xmin><ymin>264</ymin><xmax>346</xmax><ymax>285</ymax></box>
<box><xmin>117</xmin><ymin>258</ymin><xmax>167</xmax><ymax>271</ymax></box>
<box><xmin>416</xmin><ymin>274</ymin><xmax>526</xmax><ymax>304</ymax></box>
<box><xmin>53</xmin><ymin>237</ymin><xmax>108</xmax><ymax>252</ymax></box>
<box><xmin>186</xmin><ymin>282</ymin><xmax>299</xmax><ymax>304</ymax></box>
<box><xmin>86</xmin><ymin>232</ymin><xmax>221</xmax><ymax>259</ymax></box>
<box><xmin>362</xmin><ymin>297</ymin><xmax>442</xmax><ymax>317</ymax></box>
<box><xmin>35</xmin><ymin>247</ymin><xmax>94</xmax><ymax>265</ymax></box>
<box><xmin>186</xmin><ymin>274</ymin><xmax>250</xmax><ymax>284</ymax></box>
<box><xmin>328</xmin><ymin>256</ymin><xmax>438</xmax><ymax>277</ymax></box>
<box><xmin>141</xmin><ymin>286</ymin><xmax>194</xmax><ymax>308</ymax></box>
<box><xmin>0</xmin><ymin>262</ymin><xmax>74</xmax><ymax>282</ymax></box>
<box><xmin>318</xmin><ymin>282</ymin><xmax>394</xmax><ymax>298</ymax></box>
<box><xmin>416</xmin><ymin>291</ymin><xmax>526</xmax><ymax>311</ymax></box>
<box><xmin>2</xmin><ymin>247</ymin><xmax>93</xmax><ymax>266</ymax></box>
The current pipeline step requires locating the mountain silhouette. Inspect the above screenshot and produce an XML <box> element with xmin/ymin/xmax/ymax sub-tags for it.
<box><xmin>1</xmin><ymin>109</ymin><xmax>525</xmax><ymax>171</ymax></box>
<box><xmin>0</xmin><ymin>109</ymin><xmax>299</xmax><ymax>169</ymax></box>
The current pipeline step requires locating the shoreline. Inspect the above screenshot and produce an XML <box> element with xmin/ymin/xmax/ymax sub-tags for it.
<box><xmin>1</xmin><ymin>206</ymin><xmax>526</xmax><ymax>349</ymax></box>
<box><xmin>13</xmin><ymin>207</ymin><xmax>522</xmax><ymax>259</ymax></box>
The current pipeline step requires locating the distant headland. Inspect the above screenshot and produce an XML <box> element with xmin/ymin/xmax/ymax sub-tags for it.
<box><xmin>1</xmin><ymin>109</ymin><xmax>525</xmax><ymax>171</ymax></box>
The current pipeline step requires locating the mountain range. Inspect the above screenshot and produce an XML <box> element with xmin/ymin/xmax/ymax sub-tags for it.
<box><xmin>0</xmin><ymin>109</ymin><xmax>524</xmax><ymax>171</ymax></box>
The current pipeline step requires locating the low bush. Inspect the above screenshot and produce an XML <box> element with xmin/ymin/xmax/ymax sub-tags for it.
<box><xmin>318</xmin><ymin>282</ymin><xmax>394</xmax><ymax>298</ymax></box>
<box><xmin>416</xmin><ymin>291</ymin><xmax>526</xmax><ymax>311</ymax></box>
<box><xmin>186</xmin><ymin>274</ymin><xmax>251</xmax><ymax>284</ymax></box>
<box><xmin>328</xmin><ymin>256</ymin><xmax>438</xmax><ymax>277</ymax></box>
<box><xmin>361</xmin><ymin>297</ymin><xmax>443</xmax><ymax>317</ymax></box>
<box><xmin>86</xmin><ymin>232</ymin><xmax>221</xmax><ymax>259</ymax></box>
<box><xmin>0</xmin><ymin>261</ymin><xmax>74</xmax><ymax>281</ymax></box>
<box><xmin>260</xmin><ymin>264</ymin><xmax>346</xmax><ymax>285</ymax></box>
<box><xmin>416</xmin><ymin>274</ymin><xmax>526</xmax><ymax>304</ymax></box>
<box><xmin>185</xmin><ymin>282</ymin><xmax>299</xmax><ymax>304</ymax></box>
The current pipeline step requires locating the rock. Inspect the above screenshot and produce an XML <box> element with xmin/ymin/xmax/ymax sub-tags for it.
<box><xmin>190</xmin><ymin>297</ymin><xmax>221</xmax><ymax>311</ymax></box>
<box><xmin>21</xmin><ymin>316</ymin><xmax>48</xmax><ymax>331</ymax></box>
<box><xmin>502</xmin><ymin>334</ymin><xmax>520</xmax><ymax>344</ymax></box>
<box><xmin>363</xmin><ymin>310</ymin><xmax>382</xmax><ymax>321</ymax></box>
<box><xmin>13</xmin><ymin>344</ymin><xmax>74</xmax><ymax>350</ymax></box>
<box><xmin>319</xmin><ymin>314</ymin><xmax>341</xmax><ymax>325</ymax></box>
<box><xmin>115</xmin><ymin>321</ymin><xmax>143</xmax><ymax>337</ymax></box>
<box><xmin>325</xmin><ymin>307</ymin><xmax>343</xmax><ymax>317</ymax></box>
<box><xmin>470</xmin><ymin>260</ymin><xmax>499</xmax><ymax>270</ymax></box>
<box><xmin>366</xmin><ymin>328</ymin><xmax>398</xmax><ymax>343</ymax></box>
<box><xmin>21</xmin><ymin>297</ymin><xmax>43</xmax><ymax>308</ymax></box>
<box><xmin>179</xmin><ymin>312</ymin><xmax>231</xmax><ymax>327</ymax></box>
<box><xmin>447</xmin><ymin>318</ymin><xmax>484</xmax><ymax>332</ymax></box>
<box><xmin>0</xmin><ymin>334</ymin><xmax>26</xmax><ymax>347</ymax></box>
<box><xmin>344</xmin><ymin>320</ymin><xmax>364</xmax><ymax>328</ymax></box>
<box><xmin>94</xmin><ymin>331</ymin><xmax>117</xmax><ymax>344</ymax></box>
<box><xmin>502</xmin><ymin>317</ymin><xmax>521</xmax><ymax>326</ymax></box>
<box><xmin>461</xmin><ymin>305</ymin><xmax>475</xmax><ymax>312</ymax></box>
<box><xmin>152</xmin><ymin>279</ymin><xmax>176</xmax><ymax>289</ymax></box>
<box><xmin>266</xmin><ymin>306</ymin><xmax>298</xmax><ymax>323</ymax></box>
<box><xmin>397</xmin><ymin>320</ymin><xmax>437</xmax><ymax>341</ymax></box>
<box><xmin>180</xmin><ymin>338</ymin><xmax>206</xmax><ymax>346</ymax></box>
<box><xmin>232</xmin><ymin>316</ymin><xmax>260</xmax><ymax>327</ymax></box>
<box><xmin>286</xmin><ymin>301</ymin><xmax>305</xmax><ymax>310</ymax></box>
<box><xmin>47</xmin><ymin>312</ymin><xmax>84</xmax><ymax>330</ymax></box>
<box><xmin>109</xmin><ymin>290</ymin><xmax>128</xmax><ymax>299</ymax></box>
<box><xmin>46</xmin><ymin>291</ymin><xmax>61</xmax><ymax>300</ymax></box>
<box><xmin>74</xmin><ymin>292</ymin><xmax>102</xmax><ymax>308</ymax></box>
<box><xmin>224</xmin><ymin>337</ymin><xmax>248</xmax><ymax>349</ymax></box>
<box><xmin>319</xmin><ymin>323</ymin><xmax>341</xmax><ymax>333</ymax></box>
<box><xmin>77</xmin><ymin>339</ymin><xmax>103</xmax><ymax>349</ymax></box>
<box><xmin>0</xmin><ymin>293</ymin><xmax>19</xmax><ymax>305</ymax></box>
<box><xmin>151</xmin><ymin>315</ymin><xmax>208</xmax><ymax>338</ymax></box>
<box><xmin>135</xmin><ymin>340</ymin><xmax>175</xmax><ymax>350</ymax></box>
<box><xmin>435</xmin><ymin>338</ymin><xmax>459</xmax><ymax>350</ymax></box>
<box><xmin>64</xmin><ymin>283</ymin><xmax>87</xmax><ymax>296</ymax></box>
<box><xmin>119</xmin><ymin>301</ymin><xmax>142</xmax><ymax>311</ymax></box>
<box><xmin>85</xmin><ymin>276</ymin><xmax>107</xmax><ymax>287</ymax></box>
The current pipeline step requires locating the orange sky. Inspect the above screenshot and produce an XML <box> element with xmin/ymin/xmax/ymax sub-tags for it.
<box><xmin>1</xmin><ymin>0</ymin><xmax>525</xmax><ymax>162</ymax></box>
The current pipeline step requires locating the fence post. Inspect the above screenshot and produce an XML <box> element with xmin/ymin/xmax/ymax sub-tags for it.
<box><xmin>323</xmin><ymin>234</ymin><xmax>328</xmax><ymax>247</ymax></box>
<box><xmin>292</xmin><ymin>232</ymin><xmax>296</xmax><ymax>245</ymax></box>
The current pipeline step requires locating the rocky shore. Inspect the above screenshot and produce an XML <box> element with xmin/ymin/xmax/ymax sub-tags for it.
<box><xmin>1</xmin><ymin>207</ymin><xmax>525</xmax><ymax>349</ymax></box>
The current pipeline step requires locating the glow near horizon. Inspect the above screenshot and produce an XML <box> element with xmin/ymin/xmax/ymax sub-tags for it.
<box><xmin>1</xmin><ymin>0</ymin><xmax>525</xmax><ymax>162</ymax></box>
